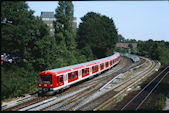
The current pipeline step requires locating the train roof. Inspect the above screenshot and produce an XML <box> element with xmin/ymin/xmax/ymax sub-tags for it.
<box><xmin>44</xmin><ymin>53</ymin><xmax>120</xmax><ymax>74</ymax></box>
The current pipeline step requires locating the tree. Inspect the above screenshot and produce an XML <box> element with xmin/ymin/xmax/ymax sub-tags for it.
<box><xmin>77</xmin><ymin>12</ymin><xmax>118</xmax><ymax>59</ymax></box>
<box><xmin>128</xmin><ymin>43</ymin><xmax>133</xmax><ymax>49</ymax></box>
<box><xmin>118</xmin><ymin>34</ymin><xmax>125</xmax><ymax>42</ymax></box>
<box><xmin>1</xmin><ymin>1</ymin><xmax>61</xmax><ymax>100</ymax></box>
<box><xmin>157</xmin><ymin>46</ymin><xmax>169</xmax><ymax>66</ymax></box>
<box><xmin>137</xmin><ymin>39</ymin><xmax>169</xmax><ymax>66</ymax></box>
<box><xmin>1</xmin><ymin>1</ymin><xmax>34</xmax><ymax>57</ymax></box>
<box><xmin>54</xmin><ymin>1</ymin><xmax>78</xmax><ymax>66</ymax></box>
<box><xmin>1</xmin><ymin>1</ymin><xmax>57</xmax><ymax>71</ymax></box>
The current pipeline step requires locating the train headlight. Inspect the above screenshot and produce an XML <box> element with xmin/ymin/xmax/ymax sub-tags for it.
<box><xmin>39</xmin><ymin>84</ymin><xmax>41</xmax><ymax>86</ymax></box>
<box><xmin>50</xmin><ymin>84</ymin><xmax>53</xmax><ymax>87</ymax></box>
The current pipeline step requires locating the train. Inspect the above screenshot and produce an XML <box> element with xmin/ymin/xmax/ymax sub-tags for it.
<box><xmin>38</xmin><ymin>53</ymin><xmax>120</xmax><ymax>95</ymax></box>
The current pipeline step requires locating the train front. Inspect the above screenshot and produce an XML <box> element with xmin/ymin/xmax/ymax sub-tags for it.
<box><xmin>38</xmin><ymin>71</ymin><xmax>55</xmax><ymax>96</ymax></box>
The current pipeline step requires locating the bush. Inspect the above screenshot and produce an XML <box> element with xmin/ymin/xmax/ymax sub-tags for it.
<box><xmin>155</xmin><ymin>93</ymin><xmax>166</xmax><ymax>110</ymax></box>
<box><xmin>1</xmin><ymin>66</ymin><xmax>38</xmax><ymax>100</ymax></box>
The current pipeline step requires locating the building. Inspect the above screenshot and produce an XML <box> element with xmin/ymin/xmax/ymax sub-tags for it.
<box><xmin>41</xmin><ymin>12</ymin><xmax>77</xmax><ymax>35</ymax></box>
<box><xmin>41</xmin><ymin>12</ymin><xmax>56</xmax><ymax>35</ymax></box>
<box><xmin>73</xmin><ymin>17</ymin><xmax>77</xmax><ymax>30</ymax></box>
<box><xmin>116</xmin><ymin>43</ymin><xmax>137</xmax><ymax>48</ymax></box>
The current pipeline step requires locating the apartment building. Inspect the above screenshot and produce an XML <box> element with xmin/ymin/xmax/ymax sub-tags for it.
<box><xmin>41</xmin><ymin>12</ymin><xmax>77</xmax><ymax>35</ymax></box>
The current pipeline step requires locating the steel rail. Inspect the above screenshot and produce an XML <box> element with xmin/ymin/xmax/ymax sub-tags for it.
<box><xmin>136</xmin><ymin>71</ymin><xmax>169</xmax><ymax>110</ymax></box>
<box><xmin>121</xmin><ymin>66</ymin><xmax>169</xmax><ymax>111</ymax></box>
<box><xmin>93</xmin><ymin>59</ymin><xmax>158</xmax><ymax>111</ymax></box>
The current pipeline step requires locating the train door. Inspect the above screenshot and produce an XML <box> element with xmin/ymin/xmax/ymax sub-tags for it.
<box><xmin>110</xmin><ymin>60</ymin><xmax>112</xmax><ymax>66</ymax></box>
<box><xmin>89</xmin><ymin>67</ymin><xmax>92</xmax><ymax>75</ymax></box>
<box><xmin>56</xmin><ymin>75</ymin><xmax>64</xmax><ymax>87</ymax></box>
<box><xmin>78</xmin><ymin>70</ymin><xmax>82</xmax><ymax>79</ymax></box>
<box><xmin>64</xmin><ymin>74</ymin><xmax>68</xmax><ymax>85</ymax></box>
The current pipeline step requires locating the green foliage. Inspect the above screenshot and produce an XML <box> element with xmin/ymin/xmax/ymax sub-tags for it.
<box><xmin>155</xmin><ymin>93</ymin><xmax>166</xmax><ymax>110</ymax></box>
<box><xmin>1</xmin><ymin>1</ymin><xmax>60</xmax><ymax>100</ymax></box>
<box><xmin>114</xmin><ymin>47</ymin><xmax>128</xmax><ymax>53</ymax></box>
<box><xmin>80</xmin><ymin>44</ymin><xmax>96</xmax><ymax>61</ymax></box>
<box><xmin>157</xmin><ymin>46</ymin><xmax>169</xmax><ymax>66</ymax></box>
<box><xmin>145</xmin><ymin>96</ymin><xmax>153</xmax><ymax>106</ymax></box>
<box><xmin>117</xmin><ymin>34</ymin><xmax>136</xmax><ymax>43</ymax></box>
<box><xmin>1</xmin><ymin>1</ymin><xmax>34</xmax><ymax>56</ymax></box>
<box><xmin>137</xmin><ymin>39</ymin><xmax>169</xmax><ymax>66</ymax></box>
<box><xmin>1</xmin><ymin>1</ymin><xmax>56</xmax><ymax>71</ymax></box>
<box><xmin>77</xmin><ymin>12</ymin><xmax>118</xmax><ymax>59</ymax></box>
<box><xmin>128</xmin><ymin>43</ymin><xmax>133</xmax><ymax>49</ymax></box>
<box><xmin>1</xmin><ymin>65</ymin><xmax>38</xmax><ymax>99</ymax></box>
<box><xmin>54</xmin><ymin>1</ymin><xmax>79</xmax><ymax>66</ymax></box>
<box><xmin>117</xmin><ymin>34</ymin><xmax>126</xmax><ymax>43</ymax></box>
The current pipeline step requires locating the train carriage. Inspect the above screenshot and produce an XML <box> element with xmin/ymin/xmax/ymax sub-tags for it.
<box><xmin>38</xmin><ymin>53</ymin><xmax>120</xmax><ymax>95</ymax></box>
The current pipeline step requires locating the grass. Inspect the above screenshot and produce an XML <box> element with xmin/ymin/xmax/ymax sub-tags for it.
<box><xmin>145</xmin><ymin>96</ymin><xmax>153</xmax><ymax>106</ymax></box>
<box><xmin>155</xmin><ymin>93</ymin><xmax>166</xmax><ymax>110</ymax></box>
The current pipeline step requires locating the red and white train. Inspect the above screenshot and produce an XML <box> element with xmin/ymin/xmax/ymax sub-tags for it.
<box><xmin>38</xmin><ymin>53</ymin><xmax>120</xmax><ymax>95</ymax></box>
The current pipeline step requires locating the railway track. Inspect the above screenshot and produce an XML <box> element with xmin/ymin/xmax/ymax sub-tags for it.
<box><xmin>93</xmin><ymin>58</ymin><xmax>160</xmax><ymax>110</ymax></box>
<box><xmin>120</xmin><ymin>66</ymin><xmax>169</xmax><ymax>110</ymax></box>
<box><xmin>2</xmin><ymin>57</ymin><xmax>144</xmax><ymax>111</ymax></box>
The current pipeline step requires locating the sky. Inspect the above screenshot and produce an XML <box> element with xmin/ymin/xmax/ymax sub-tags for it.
<box><xmin>27</xmin><ymin>1</ymin><xmax>169</xmax><ymax>42</ymax></box>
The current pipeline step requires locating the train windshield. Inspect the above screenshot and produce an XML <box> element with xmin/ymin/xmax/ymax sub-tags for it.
<box><xmin>40</xmin><ymin>75</ymin><xmax>52</xmax><ymax>84</ymax></box>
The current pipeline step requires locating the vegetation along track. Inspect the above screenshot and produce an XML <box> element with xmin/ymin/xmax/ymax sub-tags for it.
<box><xmin>3</xmin><ymin>57</ymin><xmax>144</xmax><ymax>111</ymax></box>
<box><xmin>93</xmin><ymin>58</ymin><xmax>160</xmax><ymax>111</ymax></box>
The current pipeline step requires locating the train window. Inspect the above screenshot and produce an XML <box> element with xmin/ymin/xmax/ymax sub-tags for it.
<box><xmin>60</xmin><ymin>76</ymin><xmax>63</xmax><ymax>83</ymax></box>
<box><xmin>40</xmin><ymin>75</ymin><xmax>52</xmax><ymax>84</ymax></box>
<box><xmin>75</xmin><ymin>71</ymin><xmax>78</xmax><ymax>77</ymax></box>
<box><xmin>72</xmin><ymin>72</ymin><xmax>75</xmax><ymax>78</ymax></box>
<box><xmin>82</xmin><ymin>69</ymin><xmax>84</xmax><ymax>75</ymax></box>
<box><xmin>85</xmin><ymin>69</ymin><xmax>87</xmax><ymax>74</ymax></box>
<box><xmin>68</xmin><ymin>73</ymin><xmax>71</xmax><ymax>80</ymax></box>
